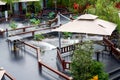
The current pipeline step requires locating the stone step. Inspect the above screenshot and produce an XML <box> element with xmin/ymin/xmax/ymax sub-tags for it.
<box><xmin>109</xmin><ymin>67</ymin><xmax>120</xmax><ymax>80</ymax></box>
<box><xmin>109</xmin><ymin>73</ymin><xmax>120</xmax><ymax>80</ymax></box>
<box><xmin>108</xmin><ymin>67</ymin><xmax>120</xmax><ymax>76</ymax></box>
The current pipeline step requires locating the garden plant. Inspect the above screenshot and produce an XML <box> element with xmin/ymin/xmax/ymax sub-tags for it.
<box><xmin>71</xmin><ymin>41</ymin><xmax>108</xmax><ymax>80</ymax></box>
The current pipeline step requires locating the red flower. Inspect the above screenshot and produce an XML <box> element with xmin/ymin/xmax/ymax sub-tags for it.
<box><xmin>73</xmin><ymin>3</ymin><xmax>79</xmax><ymax>10</ymax></box>
<box><xmin>115</xmin><ymin>2</ymin><xmax>120</xmax><ymax>9</ymax></box>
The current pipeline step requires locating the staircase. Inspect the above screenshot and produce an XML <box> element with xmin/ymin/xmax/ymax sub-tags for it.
<box><xmin>109</xmin><ymin>67</ymin><xmax>120</xmax><ymax>80</ymax></box>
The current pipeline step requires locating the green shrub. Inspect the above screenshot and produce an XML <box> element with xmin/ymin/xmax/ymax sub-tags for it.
<box><xmin>30</xmin><ymin>18</ymin><xmax>40</xmax><ymax>25</ymax></box>
<box><xmin>71</xmin><ymin>41</ymin><xmax>108</xmax><ymax>80</ymax></box>
<box><xmin>48</xmin><ymin>12</ymin><xmax>55</xmax><ymax>19</ymax></box>
<box><xmin>34</xmin><ymin>2</ymin><xmax>41</xmax><ymax>13</ymax></box>
<box><xmin>63</xmin><ymin>32</ymin><xmax>72</xmax><ymax>39</ymax></box>
<box><xmin>9</xmin><ymin>21</ymin><xmax>17</xmax><ymax>30</ymax></box>
<box><xmin>26</xmin><ymin>12</ymin><xmax>31</xmax><ymax>19</ymax></box>
<box><xmin>34</xmin><ymin>34</ymin><xmax>45</xmax><ymax>41</ymax></box>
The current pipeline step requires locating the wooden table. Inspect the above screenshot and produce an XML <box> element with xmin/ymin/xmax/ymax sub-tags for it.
<box><xmin>7</xmin><ymin>36</ymin><xmax>23</xmax><ymax>42</ymax></box>
<box><xmin>0</xmin><ymin>70</ymin><xmax>5</xmax><ymax>80</ymax></box>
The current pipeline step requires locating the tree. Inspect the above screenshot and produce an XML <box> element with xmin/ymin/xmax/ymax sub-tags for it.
<box><xmin>85</xmin><ymin>0</ymin><xmax>120</xmax><ymax>32</ymax></box>
<box><xmin>70</xmin><ymin>41</ymin><xmax>108</xmax><ymax>80</ymax></box>
<box><xmin>2</xmin><ymin>0</ymin><xmax>17</xmax><ymax>14</ymax></box>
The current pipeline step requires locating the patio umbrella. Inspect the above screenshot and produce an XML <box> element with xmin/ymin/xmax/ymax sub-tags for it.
<box><xmin>52</xmin><ymin>14</ymin><xmax>117</xmax><ymax>50</ymax></box>
<box><xmin>53</xmin><ymin>14</ymin><xmax>117</xmax><ymax>36</ymax></box>
<box><xmin>0</xmin><ymin>1</ymin><xmax>6</xmax><ymax>5</ymax></box>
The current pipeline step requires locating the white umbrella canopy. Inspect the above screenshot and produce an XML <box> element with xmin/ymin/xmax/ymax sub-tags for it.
<box><xmin>53</xmin><ymin>14</ymin><xmax>117</xmax><ymax>36</ymax></box>
<box><xmin>0</xmin><ymin>1</ymin><xmax>6</xmax><ymax>5</ymax></box>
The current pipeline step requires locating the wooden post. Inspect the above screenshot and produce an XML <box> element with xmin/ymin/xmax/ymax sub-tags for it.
<box><xmin>23</xmin><ymin>28</ymin><xmax>25</xmax><ymax>32</ymax></box>
<box><xmin>13</xmin><ymin>40</ymin><xmax>17</xmax><ymax>52</ymax></box>
<box><xmin>38</xmin><ymin>60</ymin><xmax>42</xmax><ymax>72</ymax></box>
<box><xmin>62</xmin><ymin>60</ymin><xmax>65</xmax><ymax>71</ymax></box>
<box><xmin>32</xmin><ymin>31</ymin><xmax>34</xmax><ymax>36</ymax></box>
<box><xmin>96</xmin><ymin>50</ymin><xmax>101</xmax><ymax>61</ymax></box>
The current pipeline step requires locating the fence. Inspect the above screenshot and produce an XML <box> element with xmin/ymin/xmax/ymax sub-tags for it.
<box><xmin>4</xmin><ymin>71</ymin><xmax>16</xmax><ymax>80</ymax></box>
<box><xmin>18</xmin><ymin>40</ymin><xmax>72</xmax><ymax>80</ymax></box>
<box><xmin>103</xmin><ymin>37</ymin><xmax>120</xmax><ymax>60</ymax></box>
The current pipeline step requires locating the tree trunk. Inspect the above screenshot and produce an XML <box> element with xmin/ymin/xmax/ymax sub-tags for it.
<box><xmin>10</xmin><ymin>3</ymin><xmax>13</xmax><ymax>14</ymax></box>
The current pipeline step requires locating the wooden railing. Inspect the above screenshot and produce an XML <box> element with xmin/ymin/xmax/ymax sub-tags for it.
<box><xmin>0</xmin><ymin>17</ymin><xmax>11</xmax><ymax>22</ymax></box>
<box><xmin>19</xmin><ymin>40</ymin><xmax>40</xmax><ymax>60</ymax></box>
<box><xmin>8</xmin><ymin>26</ymin><xmax>57</xmax><ymax>37</ymax></box>
<box><xmin>103</xmin><ymin>37</ymin><xmax>114</xmax><ymax>47</ymax></box>
<box><xmin>6</xmin><ymin>17</ymin><xmax>58</xmax><ymax>37</ymax></box>
<box><xmin>18</xmin><ymin>40</ymin><xmax>72</xmax><ymax>79</ymax></box>
<box><xmin>7</xmin><ymin>23</ymin><xmax>45</xmax><ymax>36</ymax></box>
<box><xmin>12</xmin><ymin>14</ymin><xmax>26</xmax><ymax>19</ymax></box>
<box><xmin>4</xmin><ymin>71</ymin><xmax>16</xmax><ymax>80</ymax></box>
<box><xmin>57</xmin><ymin>43</ymin><xmax>81</xmax><ymax>70</ymax></box>
<box><xmin>61</xmin><ymin>45</ymin><xmax>75</xmax><ymax>53</ymax></box>
<box><xmin>57</xmin><ymin>48</ymin><xmax>71</xmax><ymax>70</ymax></box>
<box><xmin>61</xmin><ymin>43</ymin><xmax>81</xmax><ymax>54</ymax></box>
<box><xmin>62</xmin><ymin>60</ymin><xmax>71</xmax><ymax>70</ymax></box>
<box><xmin>103</xmin><ymin>37</ymin><xmax>120</xmax><ymax>59</ymax></box>
<box><xmin>38</xmin><ymin>60</ymin><xmax>73</xmax><ymax>80</ymax></box>
<box><xmin>111</xmin><ymin>46</ymin><xmax>120</xmax><ymax>59</ymax></box>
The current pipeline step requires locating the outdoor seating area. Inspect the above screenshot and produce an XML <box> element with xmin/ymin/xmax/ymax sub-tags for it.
<box><xmin>1</xmin><ymin>0</ymin><xmax>120</xmax><ymax>80</ymax></box>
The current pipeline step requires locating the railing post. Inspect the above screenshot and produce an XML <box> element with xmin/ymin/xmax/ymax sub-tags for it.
<box><xmin>96</xmin><ymin>50</ymin><xmax>101</xmax><ymax>61</ymax></box>
<box><xmin>32</xmin><ymin>31</ymin><xmax>35</xmax><ymax>36</ymax></box>
<box><xmin>62</xmin><ymin>60</ymin><xmax>65</xmax><ymax>71</ymax></box>
<box><xmin>38</xmin><ymin>60</ymin><xmax>42</xmax><ymax>72</ymax></box>
<box><xmin>23</xmin><ymin>28</ymin><xmax>25</xmax><ymax>32</ymax></box>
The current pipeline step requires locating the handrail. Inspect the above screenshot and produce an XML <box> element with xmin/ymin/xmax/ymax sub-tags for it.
<box><xmin>0</xmin><ymin>17</ymin><xmax>11</xmax><ymax>22</ymax></box>
<box><xmin>63</xmin><ymin>61</ymin><xmax>71</xmax><ymax>70</ymax></box>
<box><xmin>111</xmin><ymin>46</ymin><xmax>120</xmax><ymax>59</ymax></box>
<box><xmin>8</xmin><ymin>26</ymin><xmax>57</xmax><ymax>37</ymax></box>
<box><xmin>61</xmin><ymin>45</ymin><xmax>75</xmax><ymax>53</ymax></box>
<box><xmin>103</xmin><ymin>37</ymin><xmax>120</xmax><ymax>59</ymax></box>
<box><xmin>57</xmin><ymin>48</ymin><xmax>71</xmax><ymax>70</ymax></box>
<box><xmin>4</xmin><ymin>71</ymin><xmax>16</xmax><ymax>80</ymax></box>
<box><xmin>60</xmin><ymin>43</ymin><xmax>81</xmax><ymax>54</ymax></box>
<box><xmin>12</xmin><ymin>14</ymin><xmax>25</xmax><ymax>19</ymax></box>
<box><xmin>7</xmin><ymin>16</ymin><xmax>58</xmax><ymax>32</ymax></box>
<box><xmin>19</xmin><ymin>40</ymin><xmax>40</xmax><ymax>61</ymax></box>
<box><xmin>57</xmin><ymin>48</ymin><xmax>64</xmax><ymax>69</ymax></box>
<box><xmin>38</xmin><ymin>60</ymin><xmax>73</xmax><ymax>80</ymax></box>
<box><xmin>7</xmin><ymin>23</ymin><xmax>46</xmax><ymax>31</ymax></box>
<box><xmin>18</xmin><ymin>40</ymin><xmax>73</xmax><ymax>79</ymax></box>
<box><xmin>22</xmin><ymin>41</ymin><xmax>38</xmax><ymax>50</ymax></box>
<box><xmin>103</xmin><ymin>37</ymin><xmax>114</xmax><ymax>47</ymax></box>
<box><xmin>19</xmin><ymin>40</ymin><xmax>72</xmax><ymax>79</ymax></box>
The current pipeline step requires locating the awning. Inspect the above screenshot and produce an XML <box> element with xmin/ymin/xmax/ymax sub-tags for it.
<box><xmin>0</xmin><ymin>1</ymin><xmax>6</xmax><ymax>5</ymax></box>
<box><xmin>14</xmin><ymin>0</ymin><xmax>39</xmax><ymax>3</ymax></box>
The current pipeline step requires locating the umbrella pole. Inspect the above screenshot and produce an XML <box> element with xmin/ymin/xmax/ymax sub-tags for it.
<box><xmin>58</xmin><ymin>32</ymin><xmax>61</xmax><ymax>52</ymax></box>
<box><xmin>57</xmin><ymin>13</ymin><xmax>62</xmax><ymax>53</ymax></box>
